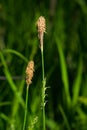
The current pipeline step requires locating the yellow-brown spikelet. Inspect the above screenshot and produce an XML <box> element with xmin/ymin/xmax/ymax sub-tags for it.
<box><xmin>26</xmin><ymin>61</ymin><xmax>34</xmax><ymax>86</ymax></box>
<box><xmin>36</xmin><ymin>16</ymin><xmax>46</xmax><ymax>51</ymax></box>
<box><xmin>36</xmin><ymin>16</ymin><xmax>46</xmax><ymax>33</ymax></box>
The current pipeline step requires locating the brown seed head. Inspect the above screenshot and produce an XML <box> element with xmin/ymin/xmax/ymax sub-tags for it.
<box><xmin>36</xmin><ymin>16</ymin><xmax>46</xmax><ymax>33</ymax></box>
<box><xmin>26</xmin><ymin>61</ymin><xmax>34</xmax><ymax>86</ymax></box>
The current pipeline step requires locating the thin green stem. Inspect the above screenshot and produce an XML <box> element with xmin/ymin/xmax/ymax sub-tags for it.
<box><xmin>41</xmin><ymin>49</ymin><xmax>45</xmax><ymax>81</ymax></box>
<box><xmin>23</xmin><ymin>86</ymin><xmax>29</xmax><ymax>130</ymax></box>
<box><xmin>41</xmin><ymin>48</ymin><xmax>45</xmax><ymax>130</ymax></box>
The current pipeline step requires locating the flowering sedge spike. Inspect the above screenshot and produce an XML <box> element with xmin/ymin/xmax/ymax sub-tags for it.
<box><xmin>26</xmin><ymin>61</ymin><xmax>34</xmax><ymax>86</ymax></box>
<box><xmin>23</xmin><ymin>61</ymin><xmax>34</xmax><ymax>130</ymax></box>
<box><xmin>36</xmin><ymin>16</ymin><xmax>46</xmax><ymax>51</ymax></box>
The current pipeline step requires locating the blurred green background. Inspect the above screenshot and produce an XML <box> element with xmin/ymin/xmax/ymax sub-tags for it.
<box><xmin>0</xmin><ymin>0</ymin><xmax>87</xmax><ymax>130</ymax></box>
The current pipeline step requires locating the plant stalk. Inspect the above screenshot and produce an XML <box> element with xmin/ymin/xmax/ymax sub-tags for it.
<box><xmin>23</xmin><ymin>85</ymin><xmax>29</xmax><ymax>130</ymax></box>
<box><xmin>41</xmin><ymin>46</ymin><xmax>45</xmax><ymax>130</ymax></box>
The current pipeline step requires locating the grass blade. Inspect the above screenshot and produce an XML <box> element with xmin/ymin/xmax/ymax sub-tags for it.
<box><xmin>55</xmin><ymin>37</ymin><xmax>71</xmax><ymax>107</ymax></box>
<box><xmin>0</xmin><ymin>52</ymin><xmax>24</xmax><ymax>108</ymax></box>
<box><xmin>2</xmin><ymin>49</ymin><xmax>28</xmax><ymax>63</ymax></box>
<box><xmin>59</xmin><ymin>105</ymin><xmax>71</xmax><ymax>130</ymax></box>
<box><xmin>72</xmin><ymin>57</ymin><xmax>83</xmax><ymax>106</ymax></box>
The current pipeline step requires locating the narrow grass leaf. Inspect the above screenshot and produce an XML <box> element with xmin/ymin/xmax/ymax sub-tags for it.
<box><xmin>0</xmin><ymin>113</ymin><xmax>10</xmax><ymax>123</ymax></box>
<box><xmin>59</xmin><ymin>105</ymin><xmax>71</xmax><ymax>130</ymax></box>
<box><xmin>46</xmin><ymin>118</ymin><xmax>60</xmax><ymax>130</ymax></box>
<box><xmin>3</xmin><ymin>49</ymin><xmax>28</xmax><ymax>63</ymax></box>
<box><xmin>0</xmin><ymin>52</ymin><xmax>24</xmax><ymax>108</ymax></box>
<box><xmin>0</xmin><ymin>102</ymin><xmax>11</xmax><ymax>106</ymax></box>
<box><xmin>55</xmin><ymin>37</ymin><xmax>71</xmax><ymax>106</ymax></box>
<box><xmin>72</xmin><ymin>57</ymin><xmax>83</xmax><ymax>106</ymax></box>
<box><xmin>79</xmin><ymin>96</ymin><xmax>87</xmax><ymax>106</ymax></box>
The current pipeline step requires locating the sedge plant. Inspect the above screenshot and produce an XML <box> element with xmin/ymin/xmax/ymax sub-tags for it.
<box><xmin>36</xmin><ymin>16</ymin><xmax>46</xmax><ymax>130</ymax></box>
<box><xmin>23</xmin><ymin>61</ymin><xmax>34</xmax><ymax>130</ymax></box>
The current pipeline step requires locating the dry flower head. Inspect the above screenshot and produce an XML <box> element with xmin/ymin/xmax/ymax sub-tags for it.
<box><xmin>26</xmin><ymin>61</ymin><xmax>34</xmax><ymax>86</ymax></box>
<box><xmin>36</xmin><ymin>16</ymin><xmax>46</xmax><ymax>51</ymax></box>
<box><xmin>36</xmin><ymin>16</ymin><xmax>46</xmax><ymax>33</ymax></box>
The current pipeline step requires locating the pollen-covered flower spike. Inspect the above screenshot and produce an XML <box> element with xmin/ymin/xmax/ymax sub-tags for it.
<box><xmin>36</xmin><ymin>16</ymin><xmax>46</xmax><ymax>33</ymax></box>
<box><xmin>36</xmin><ymin>16</ymin><xmax>46</xmax><ymax>51</ymax></box>
<box><xmin>25</xmin><ymin>61</ymin><xmax>34</xmax><ymax>86</ymax></box>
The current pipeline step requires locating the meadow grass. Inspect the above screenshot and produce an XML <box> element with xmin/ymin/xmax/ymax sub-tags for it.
<box><xmin>0</xmin><ymin>0</ymin><xmax>87</xmax><ymax>130</ymax></box>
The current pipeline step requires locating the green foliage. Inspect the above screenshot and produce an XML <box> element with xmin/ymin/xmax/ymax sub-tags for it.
<box><xmin>55</xmin><ymin>36</ymin><xmax>71</xmax><ymax>108</ymax></box>
<box><xmin>72</xmin><ymin>57</ymin><xmax>83</xmax><ymax>107</ymax></box>
<box><xmin>0</xmin><ymin>0</ymin><xmax>87</xmax><ymax>130</ymax></box>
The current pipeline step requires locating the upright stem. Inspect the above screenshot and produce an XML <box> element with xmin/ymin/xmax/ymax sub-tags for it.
<box><xmin>23</xmin><ymin>86</ymin><xmax>29</xmax><ymax>130</ymax></box>
<box><xmin>36</xmin><ymin>15</ymin><xmax>46</xmax><ymax>130</ymax></box>
<box><xmin>41</xmin><ymin>47</ymin><xmax>45</xmax><ymax>130</ymax></box>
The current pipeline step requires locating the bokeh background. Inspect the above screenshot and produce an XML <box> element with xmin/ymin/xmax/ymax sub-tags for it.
<box><xmin>0</xmin><ymin>0</ymin><xmax>87</xmax><ymax>130</ymax></box>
